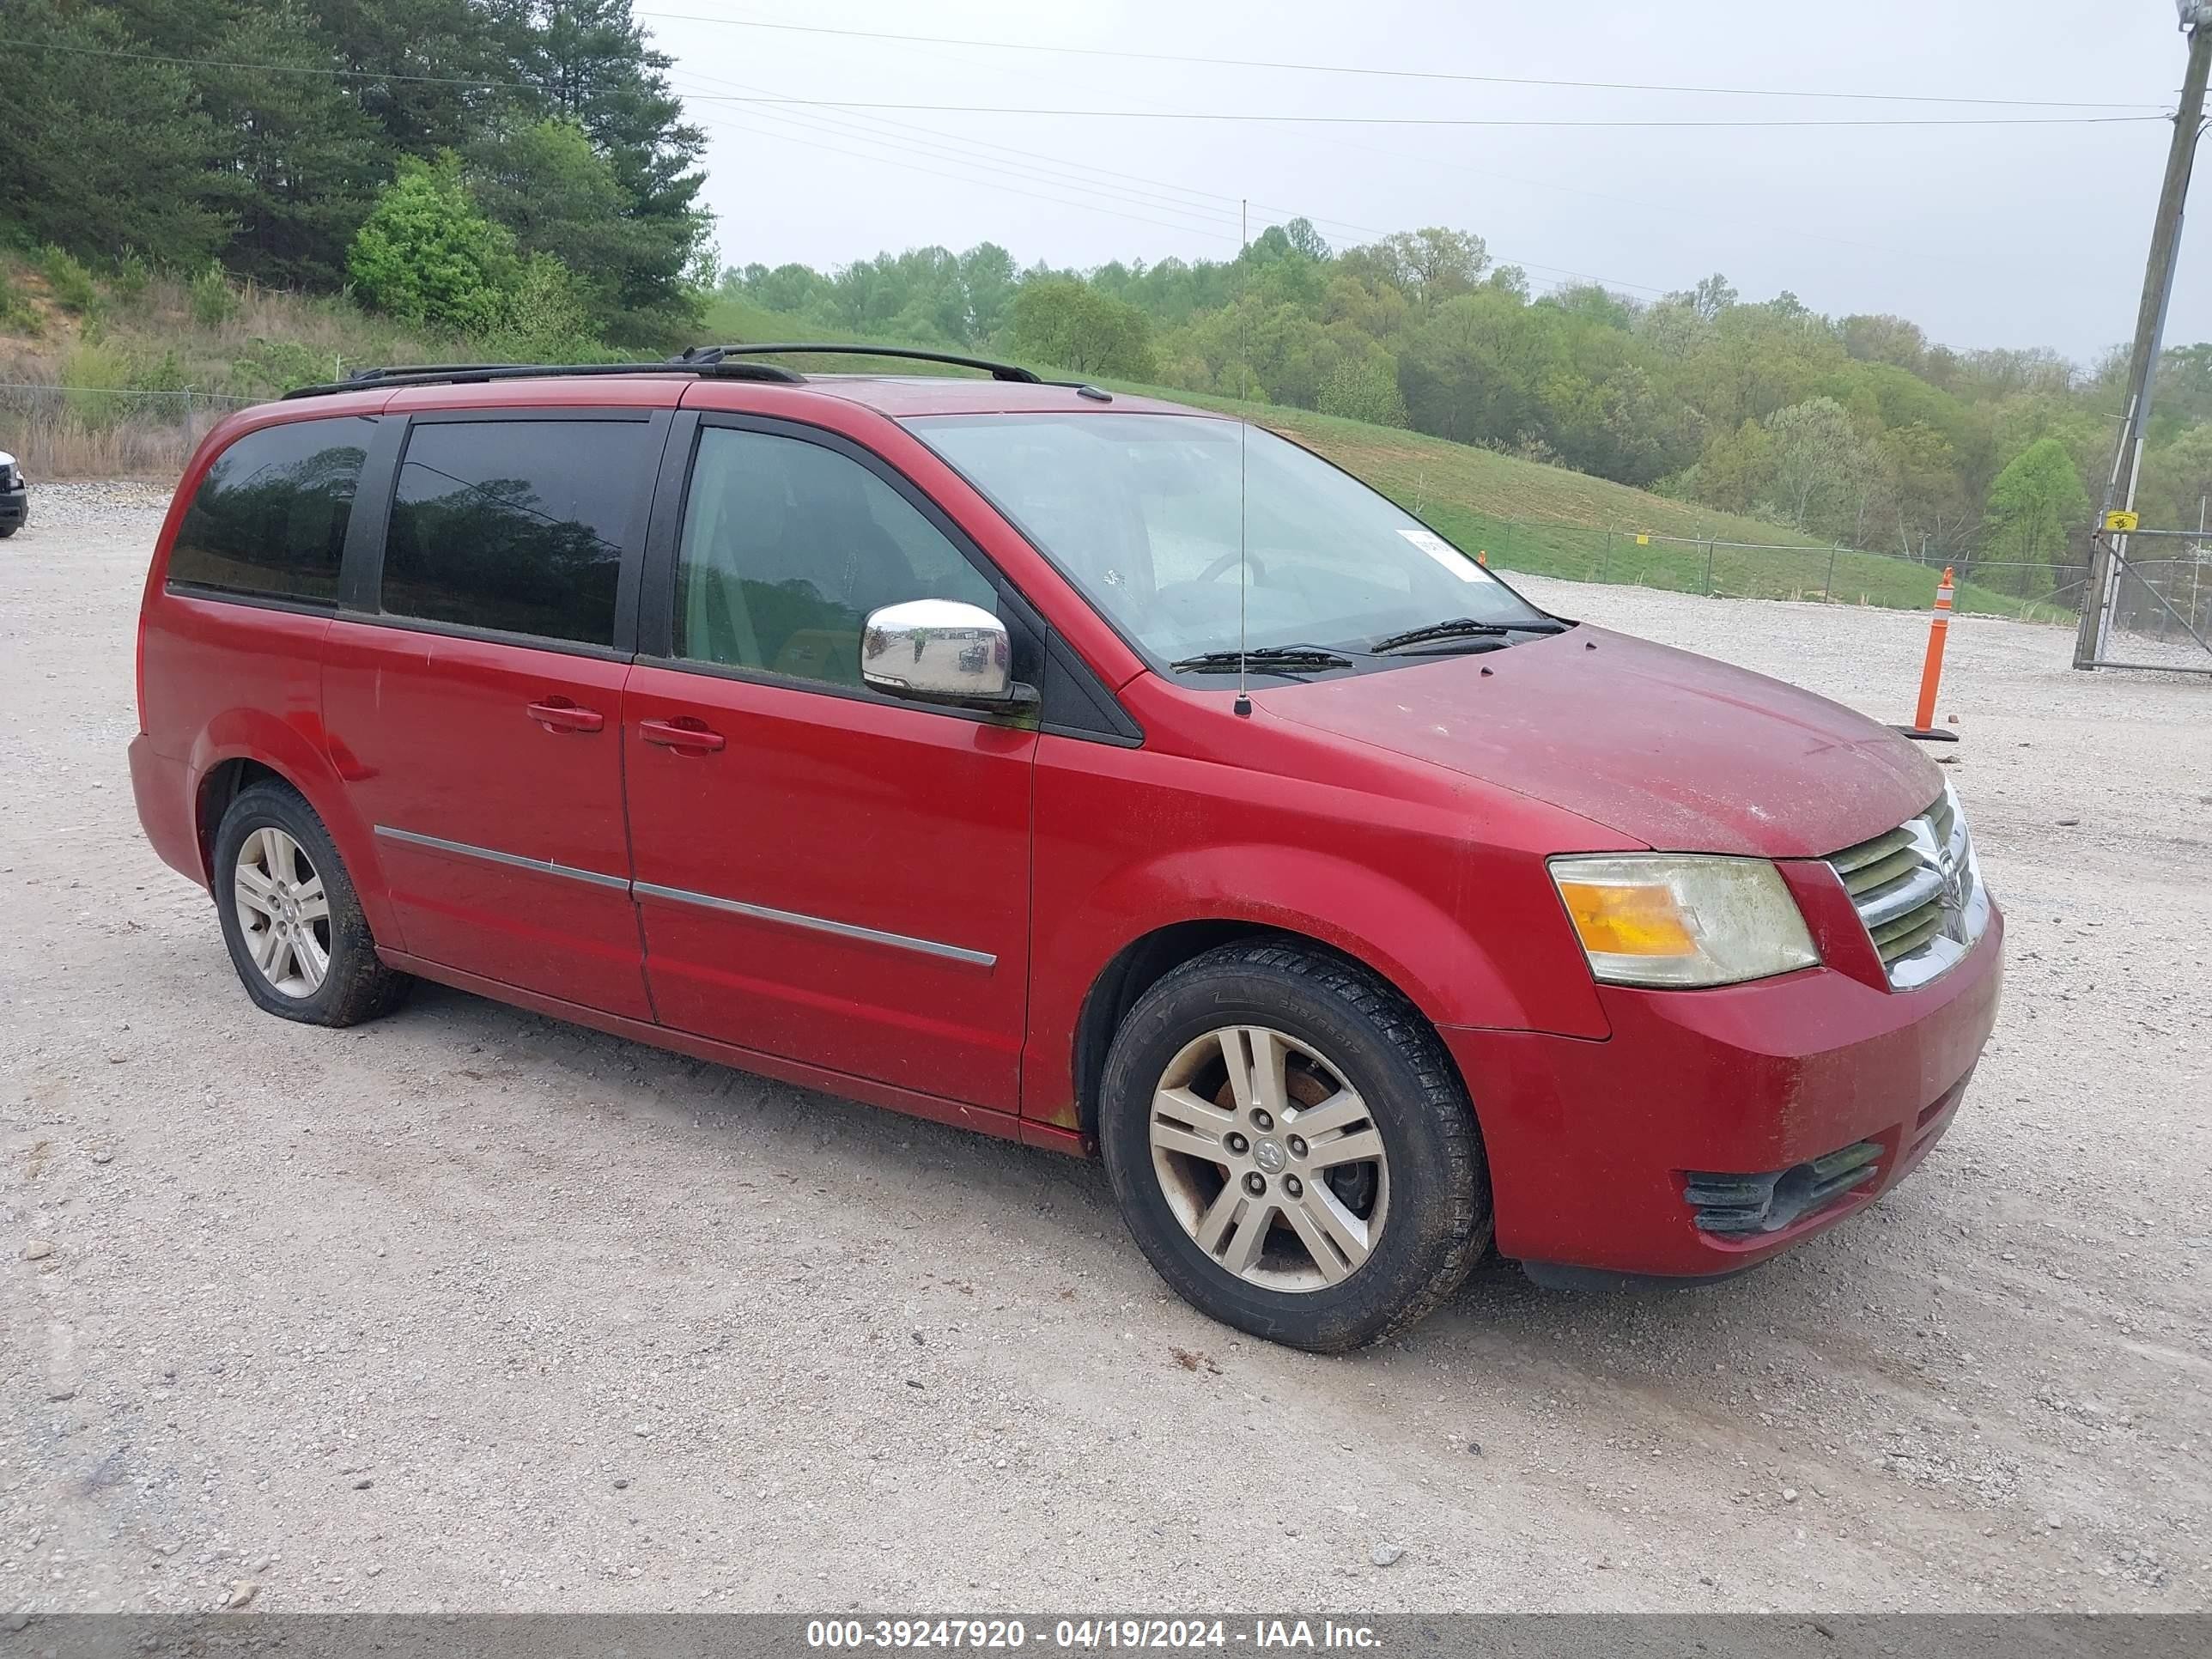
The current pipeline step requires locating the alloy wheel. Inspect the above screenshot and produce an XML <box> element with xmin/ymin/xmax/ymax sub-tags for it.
<box><xmin>1147</xmin><ymin>1024</ymin><xmax>1389</xmax><ymax>1291</ymax></box>
<box><xmin>232</xmin><ymin>825</ymin><xmax>331</xmax><ymax>999</ymax></box>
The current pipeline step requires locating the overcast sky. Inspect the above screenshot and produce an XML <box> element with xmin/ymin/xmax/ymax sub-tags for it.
<box><xmin>640</xmin><ymin>1</ymin><xmax>2208</xmax><ymax>363</ymax></box>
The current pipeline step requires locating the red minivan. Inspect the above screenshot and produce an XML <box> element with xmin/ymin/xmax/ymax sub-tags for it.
<box><xmin>128</xmin><ymin>346</ymin><xmax>2002</xmax><ymax>1351</ymax></box>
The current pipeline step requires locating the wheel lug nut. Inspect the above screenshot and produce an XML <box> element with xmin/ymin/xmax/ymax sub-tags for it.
<box><xmin>1226</xmin><ymin>1133</ymin><xmax>1248</xmax><ymax>1154</ymax></box>
<box><xmin>1285</xmin><ymin>1176</ymin><xmax>1303</xmax><ymax>1198</ymax></box>
<box><xmin>1288</xmin><ymin>1136</ymin><xmax>1307</xmax><ymax>1158</ymax></box>
<box><xmin>1252</xmin><ymin>1109</ymin><xmax>1273</xmax><ymax>1131</ymax></box>
<box><xmin>1243</xmin><ymin>1172</ymin><xmax>1267</xmax><ymax>1195</ymax></box>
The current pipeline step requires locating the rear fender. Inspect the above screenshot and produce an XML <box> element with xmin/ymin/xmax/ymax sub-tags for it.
<box><xmin>186</xmin><ymin>709</ymin><xmax>402</xmax><ymax>946</ymax></box>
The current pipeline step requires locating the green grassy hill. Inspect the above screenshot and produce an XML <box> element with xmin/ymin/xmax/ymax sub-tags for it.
<box><xmin>1</xmin><ymin>265</ymin><xmax>2045</xmax><ymax>622</ymax></box>
<box><xmin>1143</xmin><ymin>394</ymin><xmax>2058</xmax><ymax>620</ymax></box>
<box><xmin>701</xmin><ymin>295</ymin><xmax>2046</xmax><ymax>622</ymax></box>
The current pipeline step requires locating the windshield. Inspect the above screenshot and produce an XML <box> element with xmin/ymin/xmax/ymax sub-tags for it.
<box><xmin>907</xmin><ymin>413</ymin><xmax>1551</xmax><ymax>671</ymax></box>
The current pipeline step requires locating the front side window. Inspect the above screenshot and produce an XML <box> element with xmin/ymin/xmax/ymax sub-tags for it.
<box><xmin>673</xmin><ymin>426</ymin><xmax>997</xmax><ymax>690</ymax></box>
<box><xmin>381</xmin><ymin>420</ymin><xmax>650</xmax><ymax>647</ymax></box>
<box><xmin>169</xmin><ymin>416</ymin><xmax>373</xmax><ymax>605</ymax></box>
<box><xmin>909</xmin><ymin>413</ymin><xmax>1551</xmax><ymax>671</ymax></box>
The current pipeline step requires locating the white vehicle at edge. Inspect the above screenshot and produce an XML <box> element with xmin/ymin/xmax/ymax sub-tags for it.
<box><xmin>0</xmin><ymin>447</ymin><xmax>26</xmax><ymax>538</ymax></box>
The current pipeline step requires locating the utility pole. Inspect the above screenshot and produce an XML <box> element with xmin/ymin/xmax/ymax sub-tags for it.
<box><xmin>2075</xmin><ymin>3</ymin><xmax>2212</xmax><ymax>668</ymax></box>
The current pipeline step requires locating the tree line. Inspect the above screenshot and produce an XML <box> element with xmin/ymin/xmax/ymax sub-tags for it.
<box><xmin>5</xmin><ymin>3</ymin><xmax>2206</xmax><ymax>589</ymax></box>
<box><xmin>724</xmin><ymin>225</ymin><xmax>2212</xmax><ymax>594</ymax></box>
<box><xmin>0</xmin><ymin>0</ymin><xmax>708</xmax><ymax>347</ymax></box>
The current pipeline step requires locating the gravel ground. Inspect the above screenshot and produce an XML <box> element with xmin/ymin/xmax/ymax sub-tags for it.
<box><xmin>3</xmin><ymin>485</ymin><xmax>2209</xmax><ymax>1616</ymax></box>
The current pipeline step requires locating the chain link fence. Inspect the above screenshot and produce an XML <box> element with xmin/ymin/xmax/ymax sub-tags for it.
<box><xmin>1469</xmin><ymin>518</ymin><xmax>2102</xmax><ymax>624</ymax></box>
<box><xmin>2069</xmin><ymin>526</ymin><xmax>2212</xmax><ymax>672</ymax></box>
<box><xmin>0</xmin><ymin>382</ymin><xmax>257</xmax><ymax>479</ymax></box>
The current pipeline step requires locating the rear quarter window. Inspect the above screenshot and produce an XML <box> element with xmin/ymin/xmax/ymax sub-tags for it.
<box><xmin>167</xmin><ymin>417</ymin><xmax>374</xmax><ymax>606</ymax></box>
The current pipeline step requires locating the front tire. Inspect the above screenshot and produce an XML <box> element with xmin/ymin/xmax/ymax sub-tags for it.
<box><xmin>212</xmin><ymin>781</ymin><xmax>411</xmax><ymax>1027</ymax></box>
<box><xmin>1098</xmin><ymin>942</ymin><xmax>1490</xmax><ymax>1352</ymax></box>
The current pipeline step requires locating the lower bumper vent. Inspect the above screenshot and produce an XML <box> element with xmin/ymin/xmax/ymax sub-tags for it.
<box><xmin>1683</xmin><ymin>1140</ymin><xmax>1882</xmax><ymax>1236</ymax></box>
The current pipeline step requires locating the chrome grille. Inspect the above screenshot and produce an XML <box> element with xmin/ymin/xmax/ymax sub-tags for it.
<box><xmin>1829</xmin><ymin>783</ymin><xmax>1990</xmax><ymax>990</ymax></box>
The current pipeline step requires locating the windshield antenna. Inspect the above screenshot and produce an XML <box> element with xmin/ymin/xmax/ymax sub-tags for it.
<box><xmin>1234</xmin><ymin>211</ymin><xmax>1253</xmax><ymax>719</ymax></box>
<box><xmin>1234</xmin><ymin>416</ymin><xmax>1251</xmax><ymax>717</ymax></box>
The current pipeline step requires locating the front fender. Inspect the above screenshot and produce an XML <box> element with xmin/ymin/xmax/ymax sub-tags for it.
<box><xmin>1081</xmin><ymin>840</ymin><xmax>1559</xmax><ymax>1032</ymax></box>
<box><xmin>1024</xmin><ymin>737</ymin><xmax>1616</xmax><ymax>1130</ymax></box>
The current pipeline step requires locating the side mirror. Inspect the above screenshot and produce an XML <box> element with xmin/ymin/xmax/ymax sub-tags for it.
<box><xmin>861</xmin><ymin>599</ymin><xmax>1035</xmax><ymax>711</ymax></box>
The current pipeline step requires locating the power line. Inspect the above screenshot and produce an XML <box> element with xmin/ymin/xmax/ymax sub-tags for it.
<box><xmin>0</xmin><ymin>17</ymin><xmax>1653</xmax><ymax>287</ymax></box>
<box><xmin>669</xmin><ymin>75</ymin><xmax>1259</xmax><ymax>232</ymax></box>
<box><xmin>0</xmin><ymin>37</ymin><xmax>2163</xmax><ymax>128</ymax></box>
<box><xmin>665</xmin><ymin>26</ymin><xmax>1728</xmax><ymax>294</ymax></box>
<box><xmin>674</xmin><ymin>65</ymin><xmax>1257</xmax><ymax>216</ymax></box>
<box><xmin>654</xmin><ymin>95</ymin><xmax>2169</xmax><ymax>131</ymax></box>
<box><xmin>637</xmin><ymin>11</ymin><xmax>2166</xmax><ymax>112</ymax></box>
<box><xmin>694</xmin><ymin>8</ymin><xmax>1948</xmax><ymax>269</ymax></box>
<box><xmin>686</xmin><ymin>109</ymin><xmax>1249</xmax><ymax>242</ymax></box>
<box><xmin>675</xmin><ymin>75</ymin><xmax>1668</xmax><ymax>296</ymax></box>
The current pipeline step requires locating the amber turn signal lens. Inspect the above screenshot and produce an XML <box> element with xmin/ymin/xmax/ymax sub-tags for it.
<box><xmin>1556</xmin><ymin>879</ymin><xmax>1700</xmax><ymax>958</ymax></box>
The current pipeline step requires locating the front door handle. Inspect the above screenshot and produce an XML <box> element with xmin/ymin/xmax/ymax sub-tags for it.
<box><xmin>638</xmin><ymin>716</ymin><xmax>726</xmax><ymax>755</ymax></box>
<box><xmin>527</xmin><ymin>699</ymin><xmax>605</xmax><ymax>734</ymax></box>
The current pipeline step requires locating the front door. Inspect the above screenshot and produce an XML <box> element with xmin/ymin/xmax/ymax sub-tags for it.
<box><xmin>623</xmin><ymin>418</ymin><xmax>1036</xmax><ymax>1111</ymax></box>
<box><xmin>323</xmin><ymin>410</ymin><xmax>664</xmax><ymax>1019</ymax></box>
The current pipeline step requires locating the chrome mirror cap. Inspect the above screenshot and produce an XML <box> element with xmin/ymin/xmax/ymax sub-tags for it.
<box><xmin>861</xmin><ymin>599</ymin><xmax>1020</xmax><ymax>707</ymax></box>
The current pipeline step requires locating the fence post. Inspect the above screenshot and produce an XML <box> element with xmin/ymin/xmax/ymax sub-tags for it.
<box><xmin>1600</xmin><ymin>530</ymin><xmax>1613</xmax><ymax>585</ymax></box>
<box><xmin>1825</xmin><ymin>544</ymin><xmax>1838</xmax><ymax>602</ymax></box>
<box><xmin>1703</xmin><ymin>540</ymin><xmax>1716</xmax><ymax>596</ymax></box>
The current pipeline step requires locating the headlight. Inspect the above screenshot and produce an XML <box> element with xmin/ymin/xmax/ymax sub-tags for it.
<box><xmin>1549</xmin><ymin>854</ymin><xmax>1819</xmax><ymax>988</ymax></box>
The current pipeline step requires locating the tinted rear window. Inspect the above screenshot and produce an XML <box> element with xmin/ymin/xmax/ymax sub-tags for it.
<box><xmin>168</xmin><ymin>417</ymin><xmax>373</xmax><ymax>605</ymax></box>
<box><xmin>380</xmin><ymin>420</ymin><xmax>649</xmax><ymax>647</ymax></box>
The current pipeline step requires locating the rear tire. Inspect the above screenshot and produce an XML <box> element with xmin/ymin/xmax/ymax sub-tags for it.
<box><xmin>1098</xmin><ymin>941</ymin><xmax>1489</xmax><ymax>1352</ymax></box>
<box><xmin>212</xmin><ymin>781</ymin><xmax>411</xmax><ymax>1027</ymax></box>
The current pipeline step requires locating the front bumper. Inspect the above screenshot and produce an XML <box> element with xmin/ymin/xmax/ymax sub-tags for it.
<box><xmin>1443</xmin><ymin>902</ymin><xmax>2003</xmax><ymax>1278</ymax></box>
<box><xmin>0</xmin><ymin>486</ymin><xmax>26</xmax><ymax>532</ymax></box>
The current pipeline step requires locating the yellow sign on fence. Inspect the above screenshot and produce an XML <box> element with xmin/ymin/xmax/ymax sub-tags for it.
<box><xmin>1635</xmin><ymin>533</ymin><xmax>1650</xmax><ymax>546</ymax></box>
<box><xmin>2104</xmin><ymin>510</ymin><xmax>2141</xmax><ymax>533</ymax></box>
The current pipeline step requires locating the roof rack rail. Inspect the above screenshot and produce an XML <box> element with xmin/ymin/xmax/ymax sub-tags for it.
<box><xmin>278</xmin><ymin>341</ymin><xmax>1048</xmax><ymax>401</ymax></box>
<box><xmin>673</xmin><ymin>343</ymin><xmax>1042</xmax><ymax>383</ymax></box>
<box><xmin>279</xmin><ymin>356</ymin><xmax>804</xmax><ymax>400</ymax></box>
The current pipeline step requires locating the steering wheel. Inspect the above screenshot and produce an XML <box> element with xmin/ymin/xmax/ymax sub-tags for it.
<box><xmin>1197</xmin><ymin>550</ymin><xmax>1269</xmax><ymax>584</ymax></box>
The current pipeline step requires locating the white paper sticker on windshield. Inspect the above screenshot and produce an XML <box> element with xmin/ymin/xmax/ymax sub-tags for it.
<box><xmin>1400</xmin><ymin>527</ymin><xmax>1494</xmax><ymax>583</ymax></box>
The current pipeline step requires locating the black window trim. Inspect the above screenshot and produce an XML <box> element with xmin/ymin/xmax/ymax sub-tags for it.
<box><xmin>317</xmin><ymin>607</ymin><xmax>639</xmax><ymax>665</ymax></box>
<box><xmin>340</xmin><ymin>405</ymin><xmax>671</xmax><ymax>659</ymax></box>
<box><xmin>636</xmin><ymin>409</ymin><xmax>1140</xmax><ymax>745</ymax></box>
<box><xmin>163</xmin><ymin>410</ymin><xmax>382</xmax><ymax>613</ymax></box>
<box><xmin>162</xmin><ymin>584</ymin><xmax>348</xmax><ymax>623</ymax></box>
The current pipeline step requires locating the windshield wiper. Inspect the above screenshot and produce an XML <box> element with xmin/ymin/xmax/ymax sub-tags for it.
<box><xmin>1369</xmin><ymin>617</ymin><xmax>1568</xmax><ymax>653</ymax></box>
<box><xmin>1170</xmin><ymin>645</ymin><xmax>1356</xmax><ymax>674</ymax></box>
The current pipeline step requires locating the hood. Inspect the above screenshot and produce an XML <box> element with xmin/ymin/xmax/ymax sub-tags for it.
<box><xmin>1266</xmin><ymin>625</ymin><xmax>1942</xmax><ymax>859</ymax></box>
<box><xmin>0</xmin><ymin>451</ymin><xmax>15</xmax><ymax>469</ymax></box>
